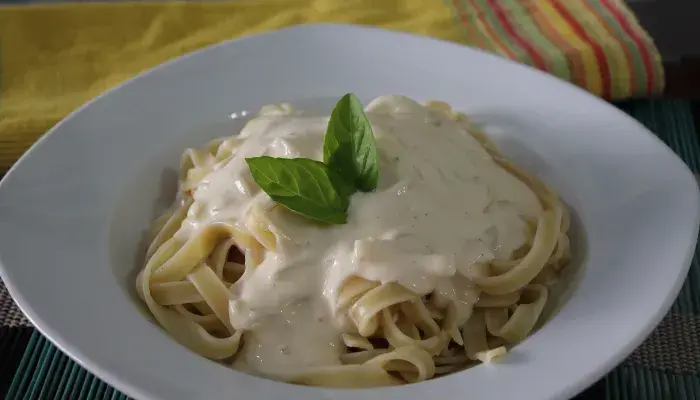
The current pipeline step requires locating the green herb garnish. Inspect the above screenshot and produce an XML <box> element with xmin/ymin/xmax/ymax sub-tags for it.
<box><xmin>323</xmin><ymin>93</ymin><xmax>379</xmax><ymax>193</ymax></box>
<box><xmin>246</xmin><ymin>93</ymin><xmax>378</xmax><ymax>224</ymax></box>
<box><xmin>245</xmin><ymin>157</ymin><xmax>352</xmax><ymax>224</ymax></box>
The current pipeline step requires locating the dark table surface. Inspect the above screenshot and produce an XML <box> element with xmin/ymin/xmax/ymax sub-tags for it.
<box><xmin>663</xmin><ymin>60</ymin><xmax>700</xmax><ymax>99</ymax></box>
<box><xmin>630</xmin><ymin>0</ymin><xmax>700</xmax><ymax>99</ymax></box>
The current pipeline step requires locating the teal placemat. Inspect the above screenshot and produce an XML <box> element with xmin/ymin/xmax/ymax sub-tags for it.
<box><xmin>1</xmin><ymin>99</ymin><xmax>699</xmax><ymax>400</ymax></box>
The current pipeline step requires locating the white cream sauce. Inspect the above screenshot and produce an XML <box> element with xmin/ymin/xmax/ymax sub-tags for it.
<box><xmin>176</xmin><ymin>95</ymin><xmax>542</xmax><ymax>378</ymax></box>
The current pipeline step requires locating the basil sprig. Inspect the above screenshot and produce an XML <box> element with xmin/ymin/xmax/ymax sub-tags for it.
<box><xmin>246</xmin><ymin>94</ymin><xmax>379</xmax><ymax>224</ymax></box>
<box><xmin>323</xmin><ymin>93</ymin><xmax>379</xmax><ymax>193</ymax></box>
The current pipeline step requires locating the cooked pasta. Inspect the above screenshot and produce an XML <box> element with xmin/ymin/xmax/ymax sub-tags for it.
<box><xmin>136</xmin><ymin>95</ymin><xmax>571</xmax><ymax>387</ymax></box>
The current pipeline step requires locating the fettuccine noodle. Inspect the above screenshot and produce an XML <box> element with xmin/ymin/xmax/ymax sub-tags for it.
<box><xmin>136</xmin><ymin>95</ymin><xmax>571</xmax><ymax>387</ymax></box>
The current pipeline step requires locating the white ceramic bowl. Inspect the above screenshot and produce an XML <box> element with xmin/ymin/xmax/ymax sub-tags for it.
<box><xmin>0</xmin><ymin>24</ymin><xmax>697</xmax><ymax>400</ymax></box>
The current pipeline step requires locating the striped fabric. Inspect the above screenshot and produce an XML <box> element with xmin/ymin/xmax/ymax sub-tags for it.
<box><xmin>444</xmin><ymin>0</ymin><xmax>664</xmax><ymax>99</ymax></box>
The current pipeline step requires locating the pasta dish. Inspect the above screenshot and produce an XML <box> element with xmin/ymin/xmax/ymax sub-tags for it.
<box><xmin>136</xmin><ymin>94</ymin><xmax>571</xmax><ymax>387</ymax></box>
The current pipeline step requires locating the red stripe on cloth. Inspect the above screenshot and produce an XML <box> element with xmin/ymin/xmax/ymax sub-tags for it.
<box><xmin>485</xmin><ymin>0</ymin><xmax>549</xmax><ymax>71</ymax></box>
<box><xmin>454</xmin><ymin>0</ymin><xmax>518</xmax><ymax>59</ymax></box>
<box><xmin>551</xmin><ymin>0</ymin><xmax>612</xmax><ymax>99</ymax></box>
<box><xmin>529</xmin><ymin>3</ymin><xmax>587</xmax><ymax>89</ymax></box>
<box><xmin>599</xmin><ymin>0</ymin><xmax>655</xmax><ymax>93</ymax></box>
<box><xmin>580</xmin><ymin>0</ymin><xmax>636</xmax><ymax>96</ymax></box>
<box><xmin>449</xmin><ymin>0</ymin><xmax>487</xmax><ymax>51</ymax></box>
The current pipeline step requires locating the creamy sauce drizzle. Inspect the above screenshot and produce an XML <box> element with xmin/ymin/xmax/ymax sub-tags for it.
<box><xmin>176</xmin><ymin>96</ymin><xmax>542</xmax><ymax>378</ymax></box>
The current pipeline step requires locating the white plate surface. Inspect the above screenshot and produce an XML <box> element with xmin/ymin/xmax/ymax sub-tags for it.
<box><xmin>0</xmin><ymin>24</ymin><xmax>698</xmax><ymax>400</ymax></box>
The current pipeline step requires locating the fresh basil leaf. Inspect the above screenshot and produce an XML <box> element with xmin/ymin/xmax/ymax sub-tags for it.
<box><xmin>245</xmin><ymin>156</ymin><xmax>351</xmax><ymax>224</ymax></box>
<box><xmin>323</xmin><ymin>93</ymin><xmax>379</xmax><ymax>192</ymax></box>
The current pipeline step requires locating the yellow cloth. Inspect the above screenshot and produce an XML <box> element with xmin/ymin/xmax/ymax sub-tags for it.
<box><xmin>0</xmin><ymin>0</ymin><xmax>462</xmax><ymax>172</ymax></box>
<box><xmin>0</xmin><ymin>0</ymin><xmax>662</xmax><ymax>173</ymax></box>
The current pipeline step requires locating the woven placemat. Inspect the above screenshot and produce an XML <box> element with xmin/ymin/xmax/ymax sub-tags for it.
<box><xmin>1</xmin><ymin>99</ymin><xmax>699</xmax><ymax>399</ymax></box>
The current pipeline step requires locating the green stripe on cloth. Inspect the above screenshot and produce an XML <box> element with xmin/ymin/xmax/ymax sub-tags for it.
<box><xmin>482</xmin><ymin>0</ymin><xmax>550</xmax><ymax>70</ymax></box>
<box><xmin>491</xmin><ymin>0</ymin><xmax>572</xmax><ymax>80</ymax></box>
<box><xmin>586</xmin><ymin>0</ymin><xmax>646</xmax><ymax>95</ymax></box>
<box><xmin>468</xmin><ymin>0</ymin><xmax>538</xmax><ymax>65</ymax></box>
<box><xmin>1</xmin><ymin>99</ymin><xmax>699</xmax><ymax>400</ymax></box>
<box><xmin>563</xmin><ymin>0</ymin><xmax>625</xmax><ymax>98</ymax></box>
